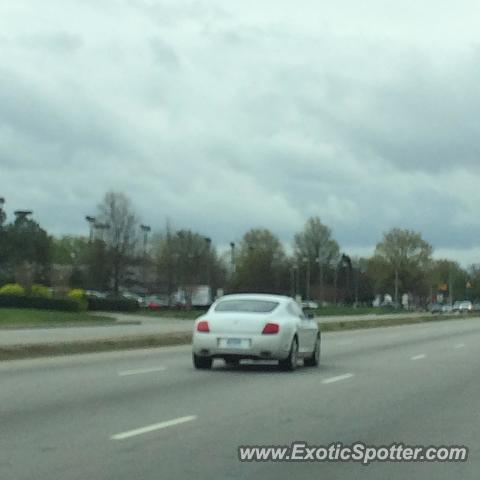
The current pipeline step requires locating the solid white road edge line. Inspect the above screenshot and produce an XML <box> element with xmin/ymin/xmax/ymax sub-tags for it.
<box><xmin>118</xmin><ymin>366</ymin><xmax>167</xmax><ymax>376</ymax></box>
<box><xmin>411</xmin><ymin>354</ymin><xmax>426</xmax><ymax>360</ymax></box>
<box><xmin>111</xmin><ymin>415</ymin><xmax>197</xmax><ymax>440</ymax></box>
<box><xmin>322</xmin><ymin>373</ymin><xmax>354</xmax><ymax>384</ymax></box>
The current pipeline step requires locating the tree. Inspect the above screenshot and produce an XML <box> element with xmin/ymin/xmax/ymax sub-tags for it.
<box><xmin>0</xmin><ymin>215</ymin><xmax>51</xmax><ymax>286</ymax></box>
<box><xmin>96</xmin><ymin>192</ymin><xmax>139</xmax><ymax>294</ymax></box>
<box><xmin>467</xmin><ymin>264</ymin><xmax>480</xmax><ymax>301</ymax></box>
<box><xmin>293</xmin><ymin>217</ymin><xmax>339</xmax><ymax>301</ymax></box>
<box><xmin>232</xmin><ymin>228</ymin><xmax>288</xmax><ymax>294</ymax></box>
<box><xmin>372</xmin><ymin>228</ymin><xmax>433</xmax><ymax>305</ymax></box>
<box><xmin>84</xmin><ymin>238</ymin><xmax>112</xmax><ymax>291</ymax></box>
<box><xmin>155</xmin><ymin>228</ymin><xmax>225</xmax><ymax>305</ymax></box>
<box><xmin>51</xmin><ymin>236</ymin><xmax>89</xmax><ymax>265</ymax></box>
<box><xmin>430</xmin><ymin>259</ymin><xmax>468</xmax><ymax>303</ymax></box>
<box><xmin>0</xmin><ymin>199</ymin><xmax>5</xmax><ymax>226</ymax></box>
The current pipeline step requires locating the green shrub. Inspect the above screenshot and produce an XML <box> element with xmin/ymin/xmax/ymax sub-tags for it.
<box><xmin>68</xmin><ymin>289</ymin><xmax>86</xmax><ymax>301</ymax></box>
<box><xmin>0</xmin><ymin>283</ymin><xmax>26</xmax><ymax>296</ymax></box>
<box><xmin>30</xmin><ymin>284</ymin><xmax>53</xmax><ymax>299</ymax></box>
<box><xmin>87</xmin><ymin>297</ymin><xmax>139</xmax><ymax>312</ymax></box>
<box><xmin>0</xmin><ymin>295</ymin><xmax>82</xmax><ymax>311</ymax></box>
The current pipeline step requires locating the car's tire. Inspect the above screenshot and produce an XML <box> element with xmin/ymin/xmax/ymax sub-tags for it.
<box><xmin>304</xmin><ymin>335</ymin><xmax>320</xmax><ymax>367</ymax></box>
<box><xmin>193</xmin><ymin>353</ymin><xmax>213</xmax><ymax>369</ymax></box>
<box><xmin>279</xmin><ymin>337</ymin><xmax>298</xmax><ymax>371</ymax></box>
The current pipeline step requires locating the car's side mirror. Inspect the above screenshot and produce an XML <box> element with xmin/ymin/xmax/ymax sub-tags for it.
<box><xmin>306</xmin><ymin>312</ymin><xmax>315</xmax><ymax>320</ymax></box>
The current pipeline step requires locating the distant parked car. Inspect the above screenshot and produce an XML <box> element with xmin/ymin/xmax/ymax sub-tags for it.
<box><xmin>441</xmin><ymin>304</ymin><xmax>453</xmax><ymax>313</ymax></box>
<box><xmin>120</xmin><ymin>292</ymin><xmax>143</xmax><ymax>306</ymax></box>
<box><xmin>429</xmin><ymin>303</ymin><xmax>443</xmax><ymax>314</ymax></box>
<box><xmin>145</xmin><ymin>295</ymin><xmax>169</xmax><ymax>310</ymax></box>
<box><xmin>452</xmin><ymin>301</ymin><xmax>472</xmax><ymax>313</ymax></box>
<box><xmin>85</xmin><ymin>290</ymin><xmax>107</xmax><ymax>299</ymax></box>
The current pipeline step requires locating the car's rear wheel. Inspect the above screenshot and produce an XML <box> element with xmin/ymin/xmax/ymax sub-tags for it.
<box><xmin>279</xmin><ymin>337</ymin><xmax>298</xmax><ymax>371</ymax></box>
<box><xmin>304</xmin><ymin>335</ymin><xmax>320</xmax><ymax>367</ymax></box>
<box><xmin>193</xmin><ymin>353</ymin><xmax>213</xmax><ymax>369</ymax></box>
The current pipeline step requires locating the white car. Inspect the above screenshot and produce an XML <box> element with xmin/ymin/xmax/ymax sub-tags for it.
<box><xmin>192</xmin><ymin>293</ymin><xmax>320</xmax><ymax>371</ymax></box>
<box><xmin>453</xmin><ymin>300</ymin><xmax>472</xmax><ymax>313</ymax></box>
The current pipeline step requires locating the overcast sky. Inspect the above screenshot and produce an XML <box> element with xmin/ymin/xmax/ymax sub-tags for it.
<box><xmin>1</xmin><ymin>0</ymin><xmax>480</xmax><ymax>264</ymax></box>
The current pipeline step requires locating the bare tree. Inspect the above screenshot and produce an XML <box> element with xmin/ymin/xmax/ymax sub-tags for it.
<box><xmin>294</xmin><ymin>217</ymin><xmax>340</xmax><ymax>301</ymax></box>
<box><xmin>97</xmin><ymin>191</ymin><xmax>139</xmax><ymax>294</ymax></box>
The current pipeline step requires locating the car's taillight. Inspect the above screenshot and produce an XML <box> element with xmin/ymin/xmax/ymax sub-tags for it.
<box><xmin>262</xmin><ymin>323</ymin><xmax>279</xmax><ymax>334</ymax></box>
<box><xmin>197</xmin><ymin>320</ymin><xmax>210</xmax><ymax>333</ymax></box>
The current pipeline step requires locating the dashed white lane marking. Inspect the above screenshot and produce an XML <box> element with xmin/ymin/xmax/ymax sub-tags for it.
<box><xmin>111</xmin><ymin>415</ymin><xmax>197</xmax><ymax>440</ymax></box>
<box><xmin>118</xmin><ymin>366</ymin><xmax>167</xmax><ymax>376</ymax></box>
<box><xmin>322</xmin><ymin>373</ymin><xmax>355</xmax><ymax>384</ymax></box>
<box><xmin>411</xmin><ymin>354</ymin><xmax>426</xmax><ymax>361</ymax></box>
<box><xmin>454</xmin><ymin>343</ymin><xmax>465</xmax><ymax>349</ymax></box>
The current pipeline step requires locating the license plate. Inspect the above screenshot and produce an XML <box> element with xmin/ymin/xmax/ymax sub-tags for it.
<box><xmin>219</xmin><ymin>338</ymin><xmax>251</xmax><ymax>349</ymax></box>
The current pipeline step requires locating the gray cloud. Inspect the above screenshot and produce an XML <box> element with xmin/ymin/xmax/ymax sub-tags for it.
<box><xmin>1</xmin><ymin>1</ymin><xmax>480</xmax><ymax>264</ymax></box>
<box><xmin>18</xmin><ymin>31</ymin><xmax>83</xmax><ymax>54</ymax></box>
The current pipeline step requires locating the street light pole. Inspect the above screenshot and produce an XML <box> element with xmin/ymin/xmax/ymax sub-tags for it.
<box><xmin>294</xmin><ymin>265</ymin><xmax>300</xmax><ymax>299</ymax></box>
<box><xmin>290</xmin><ymin>267</ymin><xmax>295</xmax><ymax>297</ymax></box>
<box><xmin>204</xmin><ymin>237</ymin><xmax>212</xmax><ymax>302</ymax></box>
<box><xmin>315</xmin><ymin>246</ymin><xmax>324</xmax><ymax>305</ymax></box>
<box><xmin>394</xmin><ymin>266</ymin><xmax>399</xmax><ymax>309</ymax></box>
<box><xmin>140</xmin><ymin>225</ymin><xmax>151</xmax><ymax>293</ymax></box>
<box><xmin>0</xmin><ymin>197</ymin><xmax>5</xmax><ymax>225</ymax></box>
<box><xmin>303</xmin><ymin>257</ymin><xmax>310</xmax><ymax>301</ymax></box>
<box><xmin>230</xmin><ymin>242</ymin><xmax>236</xmax><ymax>276</ymax></box>
<box><xmin>85</xmin><ymin>216</ymin><xmax>96</xmax><ymax>243</ymax></box>
<box><xmin>94</xmin><ymin>222</ymin><xmax>110</xmax><ymax>242</ymax></box>
<box><xmin>140</xmin><ymin>225</ymin><xmax>151</xmax><ymax>255</ymax></box>
<box><xmin>14</xmin><ymin>210</ymin><xmax>33</xmax><ymax>222</ymax></box>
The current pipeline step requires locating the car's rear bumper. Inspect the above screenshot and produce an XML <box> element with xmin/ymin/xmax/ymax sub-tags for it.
<box><xmin>192</xmin><ymin>331</ymin><xmax>292</xmax><ymax>360</ymax></box>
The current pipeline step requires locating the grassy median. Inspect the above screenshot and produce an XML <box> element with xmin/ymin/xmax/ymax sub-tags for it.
<box><xmin>136</xmin><ymin>306</ymin><xmax>399</xmax><ymax>319</ymax></box>
<box><xmin>320</xmin><ymin>313</ymin><xmax>471</xmax><ymax>331</ymax></box>
<box><xmin>0</xmin><ymin>310</ymin><xmax>476</xmax><ymax>361</ymax></box>
<box><xmin>0</xmin><ymin>308</ymin><xmax>114</xmax><ymax>328</ymax></box>
<box><xmin>137</xmin><ymin>309</ymin><xmax>206</xmax><ymax>319</ymax></box>
<box><xmin>313</xmin><ymin>306</ymin><xmax>404</xmax><ymax>316</ymax></box>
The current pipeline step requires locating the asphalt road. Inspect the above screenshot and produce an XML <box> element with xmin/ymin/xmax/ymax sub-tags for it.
<box><xmin>1</xmin><ymin>317</ymin><xmax>479</xmax><ymax>480</ymax></box>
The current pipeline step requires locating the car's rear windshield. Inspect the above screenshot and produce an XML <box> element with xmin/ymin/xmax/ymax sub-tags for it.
<box><xmin>214</xmin><ymin>300</ymin><xmax>279</xmax><ymax>313</ymax></box>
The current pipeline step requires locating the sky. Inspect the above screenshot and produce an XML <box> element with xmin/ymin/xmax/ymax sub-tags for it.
<box><xmin>1</xmin><ymin>0</ymin><xmax>480</xmax><ymax>264</ymax></box>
